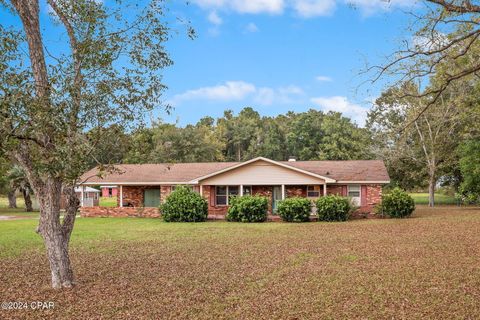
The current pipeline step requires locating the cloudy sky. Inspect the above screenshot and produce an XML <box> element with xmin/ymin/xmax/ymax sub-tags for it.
<box><xmin>162</xmin><ymin>0</ymin><xmax>417</xmax><ymax>126</ymax></box>
<box><xmin>1</xmin><ymin>0</ymin><xmax>418</xmax><ymax>127</ymax></box>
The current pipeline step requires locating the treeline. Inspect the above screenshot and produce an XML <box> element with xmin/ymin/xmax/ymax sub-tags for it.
<box><xmin>89</xmin><ymin>107</ymin><xmax>374</xmax><ymax>165</ymax></box>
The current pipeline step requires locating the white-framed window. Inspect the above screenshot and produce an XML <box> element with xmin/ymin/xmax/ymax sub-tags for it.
<box><xmin>243</xmin><ymin>186</ymin><xmax>252</xmax><ymax>195</ymax></box>
<box><xmin>215</xmin><ymin>186</ymin><xmax>228</xmax><ymax>206</ymax></box>
<box><xmin>347</xmin><ymin>185</ymin><xmax>361</xmax><ymax>206</ymax></box>
<box><xmin>215</xmin><ymin>186</ymin><xmax>241</xmax><ymax>206</ymax></box>
<box><xmin>307</xmin><ymin>185</ymin><xmax>320</xmax><ymax>198</ymax></box>
<box><xmin>347</xmin><ymin>185</ymin><xmax>360</xmax><ymax>198</ymax></box>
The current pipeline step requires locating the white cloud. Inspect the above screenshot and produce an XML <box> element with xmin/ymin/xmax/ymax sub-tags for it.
<box><xmin>245</xmin><ymin>22</ymin><xmax>259</xmax><ymax>33</ymax></box>
<box><xmin>315</xmin><ymin>75</ymin><xmax>333</xmax><ymax>82</ymax></box>
<box><xmin>207</xmin><ymin>11</ymin><xmax>223</xmax><ymax>25</ymax></box>
<box><xmin>310</xmin><ymin>96</ymin><xmax>369</xmax><ymax>125</ymax></box>
<box><xmin>293</xmin><ymin>0</ymin><xmax>336</xmax><ymax>18</ymax></box>
<box><xmin>191</xmin><ymin>0</ymin><xmax>416</xmax><ymax>18</ymax></box>
<box><xmin>169</xmin><ymin>81</ymin><xmax>256</xmax><ymax>105</ymax></box>
<box><xmin>346</xmin><ymin>0</ymin><xmax>416</xmax><ymax>16</ymax></box>
<box><xmin>169</xmin><ymin>81</ymin><xmax>304</xmax><ymax>106</ymax></box>
<box><xmin>192</xmin><ymin>0</ymin><xmax>284</xmax><ymax>14</ymax></box>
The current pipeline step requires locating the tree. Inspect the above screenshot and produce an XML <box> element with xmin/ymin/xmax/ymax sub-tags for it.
<box><xmin>368</xmin><ymin>82</ymin><xmax>464</xmax><ymax>206</ymax></box>
<box><xmin>7</xmin><ymin>165</ymin><xmax>33</xmax><ymax>212</ymax></box>
<box><xmin>457</xmin><ymin>140</ymin><xmax>480</xmax><ymax>201</ymax></box>
<box><xmin>371</xmin><ymin>1</ymin><xmax>480</xmax><ymax>117</ymax></box>
<box><xmin>0</xmin><ymin>0</ymin><xmax>183</xmax><ymax>288</ymax></box>
<box><xmin>0</xmin><ymin>154</ymin><xmax>17</xmax><ymax>208</ymax></box>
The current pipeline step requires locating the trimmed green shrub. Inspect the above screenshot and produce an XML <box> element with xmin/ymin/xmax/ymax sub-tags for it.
<box><xmin>161</xmin><ymin>186</ymin><xmax>208</xmax><ymax>222</ymax></box>
<box><xmin>227</xmin><ymin>195</ymin><xmax>268</xmax><ymax>222</ymax></box>
<box><xmin>379</xmin><ymin>187</ymin><xmax>415</xmax><ymax>218</ymax></box>
<box><xmin>277</xmin><ymin>197</ymin><xmax>312</xmax><ymax>222</ymax></box>
<box><xmin>315</xmin><ymin>195</ymin><xmax>352</xmax><ymax>222</ymax></box>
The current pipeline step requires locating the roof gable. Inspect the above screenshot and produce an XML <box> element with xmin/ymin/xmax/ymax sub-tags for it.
<box><xmin>193</xmin><ymin>157</ymin><xmax>336</xmax><ymax>183</ymax></box>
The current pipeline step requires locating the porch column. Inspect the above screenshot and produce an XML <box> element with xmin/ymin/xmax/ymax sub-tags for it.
<box><xmin>281</xmin><ymin>184</ymin><xmax>285</xmax><ymax>200</ymax></box>
<box><xmin>323</xmin><ymin>183</ymin><xmax>327</xmax><ymax>196</ymax></box>
<box><xmin>240</xmin><ymin>184</ymin><xmax>243</xmax><ymax>196</ymax></box>
<box><xmin>80</xmin><ymin>185</ymin><xmax>84</xmax><ymax>207</ymax></box>
<box><xmin>200</xmin><ymin>184</ymin><xmax>203</xmax><ymax>196</ymax></box>
<box><xmin>119</xmin><ymin>185</ymin><xmax>123</xmax><ymax>207</ymax></box>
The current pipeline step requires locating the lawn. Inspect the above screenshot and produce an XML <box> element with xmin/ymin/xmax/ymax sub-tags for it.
<box><xmin>1</xmin><ymin>206</ymin><xmax>480</xmax><ymax>319</ymax></box>
<box><xmin>99</xmin><ymin>196</ymin><xmax>118</xmax><ymax>207</ymax></box>
<box><xmin>409</xmin><ymin>192</ymin><xmax>457</xmax><ymax>205</ymax></box>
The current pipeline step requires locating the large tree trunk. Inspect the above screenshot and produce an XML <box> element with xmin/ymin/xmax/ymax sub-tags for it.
<box><xmin>33</xmin><ymin>179</ymin><xmax>79</xmax><ymax>289</ymax></box>
<box><xmin>7</xmin><ymin>190</ymin><xmax>17</xmax><ymax>208</ymax></box>
<box><xmin>22</xmin><ymin>189</ymin><xmax>33</xmax><ymax>212</ymax></box>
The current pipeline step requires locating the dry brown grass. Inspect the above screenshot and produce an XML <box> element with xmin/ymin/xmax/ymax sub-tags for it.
<box><xmin>1</xmin><ymin>206</ymin><xmax>480</xmax><ymax>319</ymax></box>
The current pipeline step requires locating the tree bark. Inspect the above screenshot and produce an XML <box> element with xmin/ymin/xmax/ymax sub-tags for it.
<box><xmin>7</xmin><ymin>190</ymin><xmax>17</xmax><ymax>208</ymax></box>
<box><xmin>428</xmin><ymin>174</ymin><xmax>435</xmax><ymax>207</ymax></box>
<box><xmin>36</xmin><ymin>180</ymin><xmax>76</xmax><ymax>289</ymax></box>
<box><xmin>22</xmin><ymin>189</ymin><xmax>33</xmax><ymax>212</ymax></box>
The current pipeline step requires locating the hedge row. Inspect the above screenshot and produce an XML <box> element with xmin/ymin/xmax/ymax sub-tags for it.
<box><xmin>160</xmin><ymin>187</ymin><xmax>415</xmax><ymax>222</ymax></box>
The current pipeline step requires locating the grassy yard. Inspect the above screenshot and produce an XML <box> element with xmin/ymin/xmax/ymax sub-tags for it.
<box><xmin>99</xmin><ymin>196</ymin><xmax>118</xmax><ymax>207</ymax></box>
<box><xmin>1</xmin><ymin>206</ymin><xmax>480</xmax><ymax>319</ymax></box>
<box><xmin>409</xmin><ymin>192</ymin><xmax>457</xmax><ymax>205</ymax></box>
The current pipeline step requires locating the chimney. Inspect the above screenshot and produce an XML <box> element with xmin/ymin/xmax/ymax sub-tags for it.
<box><xmin>288</xmin><ymin>156</ymin><xmax>297</xmax><ymax>162</ymax></box>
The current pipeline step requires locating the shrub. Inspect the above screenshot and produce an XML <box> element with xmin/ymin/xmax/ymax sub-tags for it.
<box><xmin>161</xmin><ymin>186</ymin><xmax>208</xmax><ymax>222</ymax></box>
<box><xmin>227</xmin><ymin>195</ymin><xmax>268</xmax><ymax>222</ymax></box>
<box><xmin>379</xmin><ymin>187</ymin><xmax>415</xmax><ymax>218</ymax></box>
<box><xmin>277</xmin><ymin>197</ymin><xmax>312</xmax><ymax>222</ymax></box>
<box><xmin>315</xmin><ymin>195</ymin><xmax>352</xmax><ymax>222</ymax></box>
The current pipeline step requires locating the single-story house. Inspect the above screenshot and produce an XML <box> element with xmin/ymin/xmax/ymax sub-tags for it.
<box><xmin>78</xmin><ymin>157</ymin><xmax>390</xmax><ymax>218</ymax></box>
<box><xmin>100</xmin><ymin>185</ymin><xmax>118</xmax><ymax>198</ymax></box>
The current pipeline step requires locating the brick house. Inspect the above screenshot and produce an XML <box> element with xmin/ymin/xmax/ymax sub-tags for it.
<box><xmin>79</xmin><ymin>157</ymin><xmax>389</xmax><ymax>218</ymax></box>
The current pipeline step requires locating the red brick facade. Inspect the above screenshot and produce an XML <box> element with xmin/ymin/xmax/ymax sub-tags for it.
<box><xmin>82</xmin><ymin>183</ymin><xmax>383</xmax><ymax>218</ymax></box>
<box><xmin>80</xmin><ymin>206</ymin><xmax>160</xmax><ymax>218</ymax></box>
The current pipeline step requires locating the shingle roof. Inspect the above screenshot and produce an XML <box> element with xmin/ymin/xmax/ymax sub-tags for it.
<box><xmin>81</xmin><ymin>158</ymin><xmax>390</xmax><ymax>185</ymax></box>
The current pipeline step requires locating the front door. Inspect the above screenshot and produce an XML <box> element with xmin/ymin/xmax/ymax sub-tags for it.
<box><xmin>272</xmin><ymin>186</ymin><xmax>282</xmax><ymax>214</ymax></box>
<box><xmin>144</xmin><ymin>188</ymin><xmax>160</xmax><ymax>207</ymax></box>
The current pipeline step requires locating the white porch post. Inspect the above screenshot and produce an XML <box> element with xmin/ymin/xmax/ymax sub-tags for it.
<box><xmin>119</xmin><ymin>185</ymin><xmax>123</xmax><ymax>207</ymax></box>
<box><xmin>323</xmin><ymin>183</ymin><xmax>327</xmax><ymax>196</ymax></box>
<box><xmin>80</xmin><ymin>185</ymin><xmax>84</xmax><ymax>207</ymax></box>
<box><xmin>200</xmin><ymin>184</ymin><xmax>203</xmax><ymax>197</ymax></box>
<box><xmin>281</xmin><ymin>184</ymin><xmax>285</xmax><ymax>200</ymax></box>
<box><xmin>240</xmin><ymin>184</ymin><xmax>243</xmax><ymax>196</ymax></box>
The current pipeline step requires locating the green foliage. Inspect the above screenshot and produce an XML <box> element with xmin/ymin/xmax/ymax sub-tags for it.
<box><xmin>277</xmin><ymin>197</ymin><xmax>312</xmax><ymax>222</ymax></box>
<box><xmin>457</xmin><ymin>140</ymin><xmax>480</xmax><ymax>203</ymax></box>
<box><xmin>315</xmin><ymin>195</ymin><xmax>351</xmax><ymax>222</ymax></box>
<box><xmin>161</xmin><ymin>186</ymin><xmax>208</xmax><ymax>222</ymax></box>
<box><xmin>226</xmin><ymin>195</ymin><xmax>268</xmax><ymax>222</ymax></box>
<box><xmin>379</xmin><ymin>188</ymin><xmax>415</xmax><ymax>218</ymax></box>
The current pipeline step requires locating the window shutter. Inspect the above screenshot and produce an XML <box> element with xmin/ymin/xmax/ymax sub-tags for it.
<box><xmin>342</xmin><ymin>186</ymin><xmax>348</xmax><ymax>196</ymax></box>
<box><xmin>361</xmin><ymin>185</ymin><xmax>367</xmax><ymax>206</ymax></box>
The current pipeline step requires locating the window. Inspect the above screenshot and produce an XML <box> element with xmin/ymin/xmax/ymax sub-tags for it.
<box><xmin>216</xmin><ymin>186</ymin><xmax>227</xmax><ymax>206</ymax></box>
<box><xmin>243</xmin><ymin>186</ymin><xmax>252</xmax><ymax>195</ymax></box>
<box><xmin>307</xmin><ymin>185</ymin><xmax>320</xmax><ymax>198</ymax></box>
<box><xmin>348</xmin><ymin>185</ymin><xmax>360</xmax><ymax>198</ymax></box>
<box><xmin>228</xmin><ymin>186</ymin><xmax>239</xmax><ymax>202</ymax></box>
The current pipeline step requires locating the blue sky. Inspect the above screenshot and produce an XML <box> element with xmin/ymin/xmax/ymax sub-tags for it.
<box><xmin>1</xmin><ymin>0</ymin><xmax>418</xmax><ymax>127</ymax></box>
<box><xmin>161</xmin><ymin>0</ymin><xmax>417</xmax><ymax>126</ymax></box>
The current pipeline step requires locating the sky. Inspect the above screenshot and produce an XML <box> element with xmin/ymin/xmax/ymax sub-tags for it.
<box><xmin>1</xmin><ymin>0</ymin><xmax>419</xmax><ymax>127</ymax></box>
<box><xmin>160</xmin><ymin>0</ymin><xmax>418</xmax><ymax>127</ymax></box>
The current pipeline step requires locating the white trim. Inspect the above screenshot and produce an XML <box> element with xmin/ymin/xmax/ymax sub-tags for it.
<box><xmin>191</xmin><ymin>157</ymin><xmax>336</xmax><ymax>183</ymax></box>
<box><xmin>281</xmin><ymin>184</ymin><xmax>285</xmax><ymax>200</ymax></box>
<box><xmin>119</xmin><ymin>185</ymin><xmax>123</xmax><ymax>208</ymax></box>
<box><xmin>239</xmin><ymin>184</ymin><xmax>243</xmax><ymax>196</ymax></box>
<box><xmin>335</xmin><ymin>181</ymin><xmax>390</xmax><ymax>184</ymax></box>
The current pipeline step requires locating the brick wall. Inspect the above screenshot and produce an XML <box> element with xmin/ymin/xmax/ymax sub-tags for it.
<box><xmin>286</xmin><ymin>185</ymin><xmax>307</xmax><ymax>197</ymax></box>
<box><xmin>362</xmin><ymin>184</ymin><xmax>382</xmax><ymax>213</ymax></box>
<box><xmin>202</xmin><ymin>185</ymin><xmax>228</xmax><ymax>216</ymax></box>
<box><xmin>80</xmin><ymin>206</ymin><xmax>160</xmax><ymax>218</ymax></box>
<box><xmin>117</xmin><ymin>186</ymin><xmax>164</xmax><ymax>207</ymax></box>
